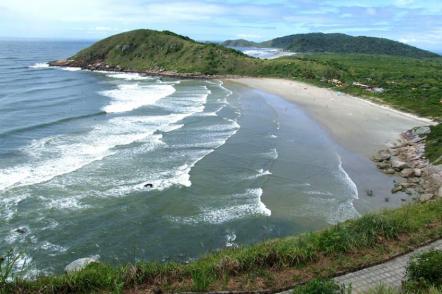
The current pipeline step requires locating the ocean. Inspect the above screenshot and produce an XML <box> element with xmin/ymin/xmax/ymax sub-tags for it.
<box><xmin>0</xmin><ymin>41</ymin><xmax>400</xmax><ymax>277</ymax></box>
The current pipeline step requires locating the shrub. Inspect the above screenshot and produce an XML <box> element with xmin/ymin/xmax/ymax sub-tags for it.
<box><xmin>0</xmin><ymin>249</ymin><xmax>23</xmax><ymax>286</ymax></box>
<box><xmin>405</xmin><ymin>250</ymin><xmax>442</xmax><ymax>290</ymax></box>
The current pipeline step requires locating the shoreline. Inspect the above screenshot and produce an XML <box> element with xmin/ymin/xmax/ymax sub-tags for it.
<box><xmin>227</xmin><ymin>77</ymin><xmax>442</xmax><ymax>203</ymax></box>
<box><xmin>226</xmin><ymin>77</ymin><xmax>434</xmax><ymax>158</ymax></box>
<box><xmin>48</xmin><ymin>60</ymin><xmax>241</xmax><ymax>80</ymax></box>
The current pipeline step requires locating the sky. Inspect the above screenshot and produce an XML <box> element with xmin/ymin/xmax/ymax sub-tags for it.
<box><xmin>0</xmin><ymin>0</ymin><xmax>441</xmax><ymax>51</ymax></box>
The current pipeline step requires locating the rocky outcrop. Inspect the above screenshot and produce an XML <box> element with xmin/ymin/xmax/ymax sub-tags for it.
<box><xmin>65</xmin><ymin>255</ymin><xmax>100</xmax><ymax>273</ymax></box>
<box><xmin>48</xmin><ymin>59</ymin><xmax>236</xmax><ymax>80</ymax></box>
<box><xmin>373</xmin><ymin>126</ymin><xmax>442</xmax><ymax>202</ymax></box>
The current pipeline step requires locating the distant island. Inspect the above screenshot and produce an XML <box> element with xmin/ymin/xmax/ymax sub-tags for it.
<box><xmin>222</xmin><ymin>32</ymin><xmax>439</xmax><ymax>58</ymax></box>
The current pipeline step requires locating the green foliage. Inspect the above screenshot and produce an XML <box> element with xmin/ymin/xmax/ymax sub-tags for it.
<box><xmin>222</xmin><ymin>39</ymin><xmax>261</xmax><ymax>47</ymax></box>
<box><xmin>5</xmin><ymin>198</ymin><xmax>442</xmax><ymax>293</ymax></box>
<box><xmin>292</xmin><ymin>279</ymin><xmax>350</xmax><ymax>294</ymax></box>
<box><xmin>225</xmin><ymin>33</ymin><xmax>439</xmax><ymax>58</ymax></box>
<box><xmin>425</xmin><ymin>124</ymin><xmax>442</xmax><ymax>164</ymax></box>
<box><xmin>72</xmin><ymin>29</ymin><xmax>258</xmax><ymax>75</ymax></box>
<box><xmin>406</xmin><ymin>250</ymin><xmax>442</xmax><ymax>289</ymax></box>
<box><xmin>0</xmin><ymin>249</ymin><xmax>23</xmax><ymax>287</ymax></box>
<box><xmin>191</xmin><ymin>268</ymin><xmax>214</xmax><ymax>291</ymax></box>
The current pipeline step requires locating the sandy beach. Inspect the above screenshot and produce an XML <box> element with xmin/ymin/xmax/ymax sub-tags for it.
<box><xmin>228</xmin><ymin>77</ymin><xmax>433</xmax><ymax>158</ymax></box>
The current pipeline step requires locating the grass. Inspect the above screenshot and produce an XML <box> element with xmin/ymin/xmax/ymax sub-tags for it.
<box><xmin>3</xmin><ymin>198</ymin><xmax>442</xmax><ymax>293</ymax></box>
<box><xmin>425</xmin><ymin>124</ymin><xmax>442</xmax><ymax>164</ymax></box>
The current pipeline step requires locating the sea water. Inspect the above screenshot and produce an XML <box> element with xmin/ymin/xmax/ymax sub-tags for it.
<box><xmin>0</xmin><ymin>41</ymin><xmax>399</xmax><ymax>277</ymax></box>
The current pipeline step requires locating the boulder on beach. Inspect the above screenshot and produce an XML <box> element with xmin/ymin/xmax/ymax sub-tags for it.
<box><xmin>419</xmin><ymin>194</ymin><xmax>433</xmax><ymax>202</ymax></box>
<box><xmin>412</xmin><ymin>126</ymin><xmax>431</xmax><ymax>136</ymax></box>
<box><xmin>65</xmin><ymin>255</ymin><xmax>100</xmax><ymax>273</ymax></box>
<box><xmin>391</xmin><ymin>158</ymin><xmax>408</xmax><ymax>171</ymax></box>
<box><xmin>400</xmin><ymin>168</ymin><xmax>414</xmax><ymax>178</ymax></box>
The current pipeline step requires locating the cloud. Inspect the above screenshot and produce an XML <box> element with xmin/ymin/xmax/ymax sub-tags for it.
<box><xmin>0</xmin><ymin>0</ymin><xmax>440</xmax><ymax>51</ymax></box>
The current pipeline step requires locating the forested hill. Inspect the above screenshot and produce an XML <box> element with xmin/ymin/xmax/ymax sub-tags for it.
<box><xmin>222</xmin><ymin>33</ymin><xmax>439</xmax><ymax>58</ymax></box>
<box><xmin>57</xmin><ymin>29</ymin><xmax>259</xmax><ymax>75</ymax></box>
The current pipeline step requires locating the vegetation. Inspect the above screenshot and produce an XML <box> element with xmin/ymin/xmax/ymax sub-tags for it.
<box><xmin>404</xmin><ymin>250</ymin><xmax>442</xmax><ymax>292</ymax></box>
<box><xmin>0</xmin><ymin>250</ymin><xmax>23</xmax><ymax>287</ymax></box>
<box><xmin>70</xmin><ymin>29</ymin><xmax>261</xmax><ymax>75</ymax></box>
<box><xmin>71</xmin><ymin>30</ymin><xmax>442</xmax><ymax>119</ymax></box>
<box><xmin>425</xmin><ymin>124</ymin><xmax>442</xmax><ymax>164</ymax></box>
<box><xmin>35</xmin><ymin>28</ymin><xmax>442</xmax><ymax>292</ymax></box>
<box><xmin>3</xmin><ymin>198</ymin><xmax>442</xmax><ymax>293</ymax></box>
<box><xmin>222</xmin><ymin>33</ymin><xmax>439</xmax><ymax>58</ymax></box>
<box><xmin>288</xmin><ymin>53</ymin><xmax>442</xmax><ymax>119</ymax></box>
<box><xmin>221</xmin><ymin>39</ymin><xmax>260</xmax><ymax>47</ymax></box>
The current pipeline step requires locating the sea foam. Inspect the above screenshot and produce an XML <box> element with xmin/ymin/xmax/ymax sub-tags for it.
<box><xmin>172</xmin><ymin>188</ymin><xmax>271</xmax><ymax>225</ymax></box>
<box><xmin>100</xmin><ymin>83</ymin><xmax>176</xmax><ymax>113</ymax></box>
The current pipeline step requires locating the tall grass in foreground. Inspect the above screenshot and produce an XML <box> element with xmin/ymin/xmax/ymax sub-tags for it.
<box><xmin>3</xmin><ymin>198</ymin><xmax>442</xmax><ymax>293</ymax></box>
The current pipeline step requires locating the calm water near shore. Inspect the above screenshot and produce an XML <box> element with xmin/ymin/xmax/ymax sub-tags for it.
<box><xmin>0</xmin><ymin>41</ymin><xmax>404</xmax><ymax>277</ymax></box>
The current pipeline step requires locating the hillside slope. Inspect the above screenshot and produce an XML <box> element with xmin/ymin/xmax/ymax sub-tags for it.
<box><xmin>52</xmin><ymin>29</ymin><xmax>442</xmax><ymax>120</ymax></box>
<box><xmin>222</xmin><ymin>33</ymin><xmax>439</xmax><ymax>58</ymax></box>
<box><xmin>58</xmin><ymin>29</ymin><xmax>261</xmax><ymax>75</ymax></box>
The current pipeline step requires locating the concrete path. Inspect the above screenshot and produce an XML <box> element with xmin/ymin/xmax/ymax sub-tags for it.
<box><xmin>334</xmin><ymin>239</ymin><xmax>442</xmax><ymax>293</ymax></box>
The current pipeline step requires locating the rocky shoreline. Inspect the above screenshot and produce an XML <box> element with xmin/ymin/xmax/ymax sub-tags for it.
<box><xmin>373</xmin><ymin>126</ymin><xmax>442</xmax><ymax>202</ymax></box>
<box><xmin>48</xmin><ymin>59</ymin><xmax>239</xmax><ymax>80</ymax></box>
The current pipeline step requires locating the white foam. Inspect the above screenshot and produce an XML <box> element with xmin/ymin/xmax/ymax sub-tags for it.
<box><xmin>216</xmin><ymin>80</ymin><xmax>233</xmax><ymax>97</ymax></box>
<box><xmin>328</xmin><ymin>200</ymin><xmax>361</xmax><ymax>225</ymax></box>
<box><xmin>29</xmin><ymin>63</ymin><xmax>49</xmax><ymax>69</ymax></box>
<box><xmin>173</xmin><ymin>188</ymin><xmax>270</xmax><ymax>224</ymax></box>
<box><xmin>336</xmin><ymin>154</ymin><xmax>359</xmax><ymax>200</ymax></box>
<box><xmin>59</xmin><ymin>67</ymin><xmax>82</xmax><ymax>72</ymax></box>
<box><xmin>40</xmin><ymin>241</ymin><xmax>68</xmax><ymax>255</ymax></box>
<box><xmin>101</xmin><ymin>83</ymin><xmax>176</xmax><ymax>113</ymax></box>
<box><xmin>1</xmin><ymin>194</ymin><xmax>27</xmax><ymax>221</ymax></box>
<box><xmin>106</xmin><ymin>72</ymin><xmax>153</xmax><ymax>80</ymax></box>
<box><xmin>331</xmin><ymin>154</ymin><xmax>361</xmax><ymax>224</ymax></box>
<box><xmin>0</xmin><ymin>115</ymin><xmax>181</xmax><ymax>192</ymax></box>
<box><xmin>305</xmin><ymin>190</ymin><xmax>333</xmax><ymax>196</ymax></box>
<box><xmin>225</xmin><ymin>231</ymin><xmax>237</xmax><ymax>247</ymax></box>
<box><xmin>262</xmin><ymin>148</ymin><xmax>278</xmax><ymax>160</ymax></box>
<box><xmin>247</xmin><ymin>169</ymin><xmax>272</xmax><ymax>180</ymax></box>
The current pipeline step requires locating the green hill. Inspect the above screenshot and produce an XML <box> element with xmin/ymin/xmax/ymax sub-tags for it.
<box><xmin>52</xmin><ymin>29</ymin><xmax>442</xmax><ymax>120</ymax></box>
<box><xmin>59</xmin><ymin>29</ymin><xmax>261</xmax><ymax>75</ymax></box>
<box><xmin>221</xmin><ymin>39</ymin><xmax>261</xmax><ymax>47</ymax></box>
<box><xmin>222</xmin><ymin>33</ymin><xmax>439</xmax><ymax>58</ymax></box>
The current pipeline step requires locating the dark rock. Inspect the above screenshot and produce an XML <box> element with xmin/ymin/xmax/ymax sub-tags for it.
<box><xmin>400</xmin><ymin>168</ymin><xmax>414</xmax><ymax>178</ymax></box>
<box><xmin>366</xmin><ymin>189</ymin><xmax>374</xmax><ymax>197</ymax></box>
<box><xmin>373</xmin><ymin>150</ymin><xmax>391</xmax><ymax>162</ymax></box>
<box><xmin>376</xmin><ymin>162</ymin><xmax>391</xmax><ymax>169</ymax></box>
<box><xmin>391</xmin><ymin>159</ymin><xmax>408</xmax><ymax>171</ymax></box>
<box><xmin>15</xmin><ymin>227</ymin><xmax>27</xmax><ymax>234</ymax></box>
<box><xmin>391</xmin><ymin>184</ymin><xmax>403</xmax><ymax>193</ymax></box>
<box><xmin>144</xmin><ymin>183</ymin><xmax>153</xmax><ymax>188</ymax></box>
<box><xmin>384</xmin><ymin>168</ymin><xmax>395</xmax><ymax>175</ymax></box>
<box><xmin>419</xmin><ymin>194</ymin><xmax>433</xmax><ymax>202</ymax></box>
<box><xmin>414</xmin><ymin>168</ymin><xmax>422</xmax><ymax>177</ymax></box>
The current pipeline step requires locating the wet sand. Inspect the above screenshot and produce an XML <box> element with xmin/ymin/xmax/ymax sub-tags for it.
<box><xmin>228</xmin><ymin>78</ymin><xmax>433</xmax><ymax>158</ymax></box>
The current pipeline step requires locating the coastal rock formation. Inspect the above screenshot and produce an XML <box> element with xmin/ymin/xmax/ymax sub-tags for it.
<box><xmin>65</xmin><ymin>255</ymin><xmax>100</xmax><ymax>273</ymax></box>
<box><xmin>373</xmin><ymin>126</ymin><xmax>442</xmax><ymax>202</ymax></box>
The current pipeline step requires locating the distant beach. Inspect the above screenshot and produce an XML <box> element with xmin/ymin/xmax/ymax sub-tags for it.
<box><xmin>228</xmin><ymin>77</ymin><xmax>432</xmax><ymax>158</ymax></box>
